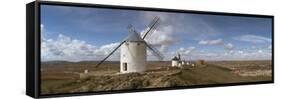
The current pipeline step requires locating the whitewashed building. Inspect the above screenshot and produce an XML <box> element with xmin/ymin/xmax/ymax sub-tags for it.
<box><xmin>172</xmin><ymin>56</ymin><xmax>181</xmax><ymax>67</ymax></box>
<box><xmin>120</xmin><ymin>32</ymin><xmax>147</xmax><ymax>73</ymax></box>
<box><xmin>94</xmin><ymin>16</ymin><xmax>163</xmax><ymax>74</ymax></box>
<box><xmin>171</xmin><ymin>53</ymin><xmax>187</xmax><ymax>67</ymax></box>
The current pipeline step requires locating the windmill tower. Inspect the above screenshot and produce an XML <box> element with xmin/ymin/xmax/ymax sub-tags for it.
<box><xmin>120</xmin><ymin>32</ymin><xmax>146</xmax><ymax>73</ymax></box>
<box><xmin>171</xmin><ymin>52</ymin><xmax>183</xmax><ymax>67</ymax></box>
<box><xmin>95</xmin><ymin>16</ymin><xmax>163</xmax><ymax>73</ymax></box>
<box><xmin>172</xmin><ymin>56</ymin><xmax>180</xmax><ymax>67</ymax></box>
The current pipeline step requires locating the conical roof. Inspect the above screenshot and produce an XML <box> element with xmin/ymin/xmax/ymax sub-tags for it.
<box><xmin>125</xmin><ymin>32</ymin><xmax>144</xmax><ymax>42</ymax></box>
<box><xmin>172</xmin><ymin>56</ymin><xmax>179</xmax><ymax>61</ymax></box>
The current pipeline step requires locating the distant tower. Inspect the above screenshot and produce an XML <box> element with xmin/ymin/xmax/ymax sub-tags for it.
<box><xmin>171</xmin><ymin>56</ymin><xmax>180</xmax><ymax>67</ymax></box>
<box><xmin>120</xmin><ymin>32</ymin><xmax>146</xmax><ymax>73</ymax></box>
<box><xmin>181</xmin><ymin>61</ymin><xmax>185</xmax><ymax>65</ymax></box>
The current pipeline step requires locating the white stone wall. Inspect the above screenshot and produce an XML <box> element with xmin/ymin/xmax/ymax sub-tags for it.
<box><xmin>120</xmin><ymin>42</ymin><xmax>146</xmax><ymax>73</ymax></box>
<box><xmin>172</xmin><ymin>60</ymin><xmax>179</xmax><ymax>67</ymax></box>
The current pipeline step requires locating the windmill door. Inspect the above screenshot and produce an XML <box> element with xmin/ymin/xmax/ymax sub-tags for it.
<box><xmin>123</xmin><ymin>63</ymin><xmax>127</xmax><ymax>71</ymax></box>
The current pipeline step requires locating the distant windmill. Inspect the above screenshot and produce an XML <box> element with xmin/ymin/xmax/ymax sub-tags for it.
<box><xmin>171</xmin><ymin>52</ymin><xmax>183</xmax><ymax>67</ymax></box>
<box><xmin>95</xmin><ymin>16</ymin><xmax>164</xmax><ymax>73</ymax></box>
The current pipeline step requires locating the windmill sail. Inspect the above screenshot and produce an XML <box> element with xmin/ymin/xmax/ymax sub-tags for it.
<box><xmin>95</xmin><ymin>41</ymin><xmax>126</xmax><ymax>68</ymax></box>
<box><xmin>144</xmin><ymin>42</ymin><xmax>164</xmax><ymax>60</ymax></box>
<box><xmin>142</xmin><ymin>16</ymin><xmax>161</xmax><ymax>39</ymax></box>
<box><xmin>127</xmin><ymin>23</ymin><xmax>163</xmax><ymax>60</ymax></box>
<box><xmin>95</xmin><ymin>16</ymin><xmax>164</xmax><ymax>68</ymax></box>
<box><xmin>127</xmin><ymin>24</ymin><xmax>139</xmax><ymax>35</ymax></box>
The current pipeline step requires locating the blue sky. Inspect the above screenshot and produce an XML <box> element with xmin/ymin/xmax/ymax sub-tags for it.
<box><xmin>40</xmin><ymin>5</ymin><xmax>272</xmax><ymax>61</ymax></box>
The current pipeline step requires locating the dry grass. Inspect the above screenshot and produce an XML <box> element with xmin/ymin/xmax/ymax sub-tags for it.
<box><xmin>41</xmin><ymin>60</ymin><xmax>272</xmax><ymax>95</ymax></box>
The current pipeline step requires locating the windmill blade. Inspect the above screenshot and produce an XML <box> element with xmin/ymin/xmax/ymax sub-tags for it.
<box><xmin>144</xmin><ymin>42</ymin><xmax>164</xmax><ymax>61</ymax></box>
<box><xmin>142</xmin><ymin>16</ymin><xmax>161</xmax><ymax>39</ymax></box>
<box><xmin>95</xmin><ymin>41</ymin><xmax>126</xmax><ymax>68</ymax></box>
<box><xmin>127</xmin><ymin>24</ymin><xmax>134</xmax><ymax>33</ymax></box>
<box><xmin>127</xmin><ymin>24</ymin><xmax>140</xmax><ymax>34</ymax></box>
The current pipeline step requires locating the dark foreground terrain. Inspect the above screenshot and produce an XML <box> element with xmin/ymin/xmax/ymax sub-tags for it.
<box><xmin>41</xmin><ymin>60</ymin><xmax>272</xmax><ymax>95</ymax></box>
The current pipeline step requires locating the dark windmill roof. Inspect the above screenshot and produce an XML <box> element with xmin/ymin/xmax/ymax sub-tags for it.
<box><xmin>172</xmin><ymin>56</ymin><xmax>180</xmax><ymax>61</ymax></box>
<box><xmin>125</xmin><ymin>32</ymin><xmax>144</xmax><ymax>42</ymax></box>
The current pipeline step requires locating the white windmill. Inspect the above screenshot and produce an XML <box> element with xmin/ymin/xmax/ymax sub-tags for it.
<box><xmin>95</xmin><ymin>16</ymin><xmax>164</xmax><ymax>73</ymax></box>
<box><xmin>171</xmin><ymin>53</ymin><xmax>181</xmax><ymax>67</ymax></box>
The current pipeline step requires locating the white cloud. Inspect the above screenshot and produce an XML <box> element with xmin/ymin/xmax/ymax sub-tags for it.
<box><xmin>198</xmin><ymin>38</ymin><xmax>224</xmax><ymax>45</ymax></box>
<box><xmin>94</xmin><ymin>42</ymin><xmax>120</xmax><ymax>55</ymax></box>
<box><xmin>177</xmin><ymin>46</ymin><xmax>195</xmax><ymax>55</ymax></box>
<box><xmin>140</xmin><ymin>12</ymin><xmax>223</xmax><ymax>58</ymax></box>
<box><xmin>141</xmin><ymin>11</ymin><xmax>220</xmax><ymax>40</ymax></box>
<box><xmin>225</xmin><ymin>43</ymin><xmax>234</xmax><ymax>50</ymax></box>
<box><xmin>41</xmin><ymin>21</ymin><xmax>175</xmax><ymax>62</ymax></box>
<box><xmin>238</xmin><ymin>50</ymin><xmax>244</xmax><ymax>54</ymax></box>
<box><xmin>229</xmin><ymin>50</ymin><xmax>235</xmax><ymax>54</ymax></box>
<box><xmin>140</xmin><ymin>16</ymin><xmax>177</xmax><ymax>55</ymax></box>
<box><xmin>182</xmin><ymin>49</ymin><xmax>271</xmax><ymax>61</ymax></box>
<box><xmin>198</xmin><ymin>38</ymin><xmax>223</xmax><ymax>45</ymax></box>
<box><xmin>234</xmin><ymin>34</ymin><xmax>271</xmax><ymax>43</ymax></box>
<box><xmin>208</xmin><ymin>39</ymin><xmax>224</xmax><ymax>45</ymax></box>
<box><xmin>142</xmin><ymin>25</ymin><xmax>176</xmax><ymax>46</ymax></box>
<box><xmin>41</xmin><ymin>33</ymin><xmax>120</xmax><ymax>62</ymax></box>
<box><xmin>40</xmin><ymin>24</ymin><xmax>44</xmax><ymax>30</ymax></box>
<box><xmin>198</xmin><ymin>38</ymin><xmax>234</xmax><ymax>50</ymax></box>
<box><xmin>258</xmin><ymin>50</ymin><xmax>263</xmax><ymax>53</ymax></box>
<box><xmin>198</xmin><ymin>40</ymin><xmax>208</xmax><ymax>45</ymax></box>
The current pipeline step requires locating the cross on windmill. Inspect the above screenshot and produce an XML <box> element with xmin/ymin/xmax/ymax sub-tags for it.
<box><xmin>95</xmin><ymin>16</ymin><xmax>164</xmax><ymax>73</ymax></box>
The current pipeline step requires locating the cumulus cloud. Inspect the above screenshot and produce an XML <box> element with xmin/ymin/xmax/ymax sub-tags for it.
<box><xmin>225</xmin><ymin>43</ymin><xmax>234</xmax><ymax>50</ymax></box>
<box><xmin>140</xmin><ymin>12</ymin><xmax>222</xmax><ymax>57</ymax></box>
<box><xmin>94</xmin><ymin>42</ymin><xmax>120</xmax><ymax>56</ymax></box>
<box><xmin>234</xmin><ymin>34</ymin><xmax>271</xmax><ymax>43</ymax></box>
<box><xmin>236</xmin><ymin>49</ymin><xmax>271</xmax><ymax>60</ymax></box>
<box><xmin>41</xmin><ymin>33</ymin><xmax>120</xmax><ymax>62</ymax></box>
<box><xmin>141</xmin><ymin>11</ymin><xmax>220</xmax><ymax>40</ymax></box>
<box><xmin>165</xmin><ymin>46</ymin><xmax>195</xmax><ymax>60</ymax></box>
<box><xmin>198</xmin><ymin>38</ymin><xmax>234</xmax><ymax>50</ymax></box>
<box><xmin>182</xmin><ymin>49</ymin><xmax>272</xmax><ymax>61</ymax></box>
<box><xmin>140</xmin><ymin>15</ymin><xmax>177</xmax><ymax>55</ymax></box>
<box><xmin>142</xmin><ymin>25</ymin><xmax>176</xmax><ymax>46</ymax></box>
<box><xmin>139</xmin><ymin>11</ymin><xmax>222</xmax><ymax>53</ymax></box>
<box><xmin>177</xmin><ymin>47</ymin><xmax>195</xmax><ymax>55</ymax></box>
<box><xmin>41</xmin><ymin>20</ymin><xmax>176</xmax><ymax>61</ymax></box>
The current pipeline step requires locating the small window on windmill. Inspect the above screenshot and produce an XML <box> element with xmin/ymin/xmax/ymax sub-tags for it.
<box><xmin>123</xmin><ymin>63</ymin><xmax>127</xmax><ymax>71</ymax></box>
<box><xmin>137</xmin><ymin>43</ymin><xmax>140</xmax><ymax>46</ymax></box>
